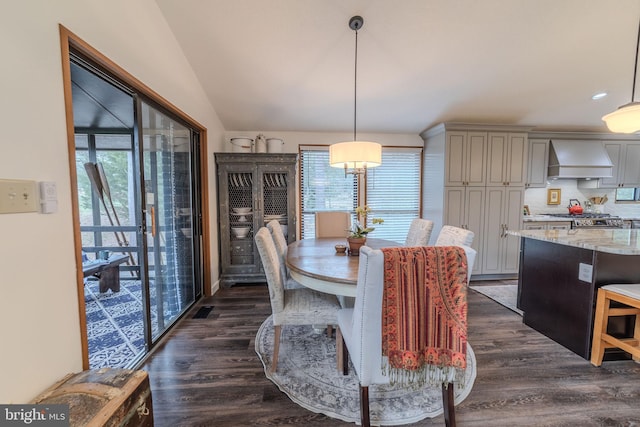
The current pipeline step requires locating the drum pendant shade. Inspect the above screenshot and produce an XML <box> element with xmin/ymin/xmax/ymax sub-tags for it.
<box><xmin>329</xmin><ymin>141</ymin><xmax>382</xmax><ymax>169</ymax></box>
<box><xmin>329</xmin><ymin>16</ymin><xmax>381</xmax><ymax>175</ymax></box>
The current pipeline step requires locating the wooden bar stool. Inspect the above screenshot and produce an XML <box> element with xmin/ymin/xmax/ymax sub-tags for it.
<box><xmin>590</xmin><ymin>284</ymin><xmax>640</xmax><ymax>367</ymax></box>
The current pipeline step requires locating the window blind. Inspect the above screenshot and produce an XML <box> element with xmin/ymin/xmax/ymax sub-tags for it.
<box><xmin>299</xmin><ymin>146</ymin><xmax>422</xmax><ymax>241</ymax></box>
<box><xmin>366</xmin><ymin>148</ymin><xmax>422</xmax><ymax>242</ymax></box>
<box><xmin>299</xmin><ymin>147</ymin><xmax>358</xmax><ymax>238</ymax></box>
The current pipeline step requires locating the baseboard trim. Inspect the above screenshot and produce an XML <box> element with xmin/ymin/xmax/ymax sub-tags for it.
<box><xmin>211</xmin><ymin>279</ymin><xmax>220</xmax><ymax>295</ymax></box>
<box><xmin>470</xmin><ymin>274</ymin><xmax>518</xmax><ymax>282</ymax></box>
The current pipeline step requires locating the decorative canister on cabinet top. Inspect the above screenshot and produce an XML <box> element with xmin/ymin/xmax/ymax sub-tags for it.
<box><xmin>266</xmin><ymin>138</ymin><xmax>284</xmax><ymax>153</ymax></box>
<box><xmin>255</xmin><ymin>134</ymin><xmax>267</xmax><ymax>153</ymax></box>
<box><xmin>229</xmin><ymin>137</ymin><xmax>253</xmax><ymax>153</ymax></box>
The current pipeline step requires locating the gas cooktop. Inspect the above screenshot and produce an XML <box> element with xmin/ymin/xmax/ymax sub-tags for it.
<box><xmin>545</xmin><ymin>213</ymin><xmax>616</xmax><ymax>219</ymax></box>
<box><xmin>544</xmin><ymin>213</ymin><xmax>624</xmax><ymax>228</ymax></box>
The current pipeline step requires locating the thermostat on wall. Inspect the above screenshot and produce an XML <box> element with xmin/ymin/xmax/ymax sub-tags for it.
<box><xmin>39</xmin><ymin>181</ymin><xmax>58</xmax><ymax>214</ymax></box>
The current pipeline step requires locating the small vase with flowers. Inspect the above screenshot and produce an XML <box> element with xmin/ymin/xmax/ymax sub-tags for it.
<box><xmin>346</xmin><ymin>205</ymin><xmax>384</xmax><ymax>256</ymax></box>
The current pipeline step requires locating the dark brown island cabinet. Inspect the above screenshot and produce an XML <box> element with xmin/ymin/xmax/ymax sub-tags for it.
<box><xmin>515</xmin><ymin>229</ymin><xmax>640</xmax><ymax>360</ymax></box>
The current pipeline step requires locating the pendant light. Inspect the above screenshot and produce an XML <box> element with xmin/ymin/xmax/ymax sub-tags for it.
<box><xmin>602</xmin><ymin>17</ymin><xmax>640</xmax><ymax>133</ymax></box>
<box><xmin>329</xmin><ymin>16</ymin><xmax>382</xmax><ymax>177</ymax></box>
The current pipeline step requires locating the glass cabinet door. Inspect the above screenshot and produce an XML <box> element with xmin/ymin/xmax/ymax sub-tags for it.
<box><xmin>259</xmin><ymin>166</ymin><xmax>293</xmax><ymax>243</ymax></box>
<box><xmin>225</xmin><ymin>166</ymin><xmax>257</xmax><ymax>270</ymax></box>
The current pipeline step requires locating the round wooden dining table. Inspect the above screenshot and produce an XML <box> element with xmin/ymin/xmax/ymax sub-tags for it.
<box><xmin>286</xmin><ymin>237</ymin><xmax>400</xmax><ymax>297</ymax></box>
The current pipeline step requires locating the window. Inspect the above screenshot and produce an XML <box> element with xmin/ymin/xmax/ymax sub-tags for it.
<box><xmin>615</xmin><ymin>188</ymin><xmax>640</xmax><ymax>201</ymax></box>
<box><xmin>299</xmin><ymin>147</ymin><xmax>358</xmax><ymax>238</ymax></box>
<box><xmin>75</xmin><ymin>133</ymin><xmax>136</xmax><ymax>252</ymax></box>
<box><xmin>299</xmin><ymin>146</ymin><xmax>422</xmax><ymax>241</ymax></box>
<box><xmin>365</xmin><ymin>148</ymin><xmax>422</xmax><ymax>240</ymax></box>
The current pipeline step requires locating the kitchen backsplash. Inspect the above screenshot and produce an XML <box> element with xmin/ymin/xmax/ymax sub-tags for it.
<box><xmin>524</xmin><ymin>180</ymin><xmax>640</xmax><ymax>218</ymax></box>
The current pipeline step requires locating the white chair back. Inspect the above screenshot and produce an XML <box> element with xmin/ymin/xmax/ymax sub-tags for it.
<box><xmin>339</xmin><ymin>244</ymin><xmax>477</xmax><ymax>386</ymax></box>
<box><xmin>435</xmin><ymin>226</ymin><xmax>475</xmax><ymax>282</ymax></box>
<box><xmin>435</xmin><ymin>225</ymin><xmax>475</xmax><ymax>247</ymax></box>
<box><xmin>337</xmin><ymin>245</ymin><xmax>476</xmax><ymax>425</ymax></box>
<box><xmin>266</xmin><ymin>220</ymin><xmax>289</xmax><ymax>280</ymax></box>
<box><xmin>346</xmin><ymin>246</ymin><xmax>388</xmax><ymax>385</ymax></box>
<box><xmin>255</xmin><ymin>227</ymin><xmax>286</xmax><ymax>315</ymax></box>
<box><xmin>315</xmin><ymin>211</ymin><xmax>351</xmax><ymax>238</ymax></box>
<box><xmin>404</xmin><ymin>218</ymin><xmax>434</xmax><ymax>246</ymax></box>
<box><xmin>266</xmin><ymin>220</ymin><xmax>287</xmax><ymax>255</ymax></box>
<box><xmin>459</xmin><ymin>245</ymin><xmax>476</xmax><ymax>284</ymax></box>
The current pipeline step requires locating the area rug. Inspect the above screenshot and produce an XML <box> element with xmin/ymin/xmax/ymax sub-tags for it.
<box><xmin>255</xmin><ymin>316</ymin><xmax>477</xmax><ymax>426</ymax></box>
<box><xmin>470</xmin><ymin>284</ymin><xmax>522</xmax><ymax>315</ymax></box>
<box><xmin>84</xmin><ymin>279</ymin><xmax>156</xmax><ymax>369</ymax></box>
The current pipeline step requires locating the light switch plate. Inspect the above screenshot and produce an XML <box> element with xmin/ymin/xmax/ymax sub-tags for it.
<box><xmin>578</xmin><ymin>263</ymin><xmax>593</xmax><ymax>283</ymax></box>
<box><xmin>0</xmin><ymin>179</ymin><xmax>38</xmax><ymax>214</ymax></box>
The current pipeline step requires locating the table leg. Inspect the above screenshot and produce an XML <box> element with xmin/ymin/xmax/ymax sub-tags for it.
<box><xmin>99</xmin><ymin>265</ymin><xmax>120</xmax><ymax>293</ymax></box>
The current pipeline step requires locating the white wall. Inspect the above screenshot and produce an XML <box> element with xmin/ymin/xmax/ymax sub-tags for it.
<box><xmin>0</xmin><ymin>0</ymin><xmax>225</xmax><ymax>402</ymax></box>
<box><xmin>223</xmin><ymin>131</ymin><xmax>424</xmax><ymax>152</ymax></box>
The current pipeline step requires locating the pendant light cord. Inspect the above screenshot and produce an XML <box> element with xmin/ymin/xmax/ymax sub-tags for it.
<box><xmin>353</xmin><ymin>27</ymin><xmax>358</xmax><ymax>142</ymax></box>
<box><xmin>633</xmin><ymin>17</ymin><xmax>640</xmax><ymax>102</ymax></box>
<box><xmin>632</xmin><ymin>17</ymin><xmax>640</xmax><ymax>102</ymax></box>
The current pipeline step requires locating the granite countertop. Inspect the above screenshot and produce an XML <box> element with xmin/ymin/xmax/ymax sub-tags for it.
<box><xmin>507</xmin><ymin>229</ymin><xmax>640</xmax><ymax>255</ymax></box>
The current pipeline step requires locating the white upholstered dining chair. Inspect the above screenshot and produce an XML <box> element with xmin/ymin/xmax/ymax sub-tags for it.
<box><xmin>254</xmin><ymin>227</ymin><xmax>341</xmax><ymax>373</ymax></box>
<box><xmin>266</xmin><ymin>219</ymin><xmax>305</xmax><ymax>289</ymax></box>
<box><xmin>435</xmin><ymin>226</ymin><xmax>475</xmax><ymax>282</ymax></box>
<box><xmin>266</xmin><ymin>220</ymin><xmax>288</xmax><ymax>259</ymax></box>
<box><xmin>315</xmin><ymin>211</ymin><xmax>351</xmax><ymax>238</ymax></box>
<box><xmin>336</xmin><ymin>244</ymin><xmax>476</xmax><ymax>426</ymax></box>
<box><xmin>266</xmin><ymin>220</ymin><xmax>290</xmax><ymax>276</ymax></box>
<box><xmin>435</xmin><ymin>225</ymin><xmax>475</xmax><ymax>247</ymax></box>
<box><xmin>404</xmin><ymin>218</ymin><xmax>434</xmax><ymax>246</ymax></box>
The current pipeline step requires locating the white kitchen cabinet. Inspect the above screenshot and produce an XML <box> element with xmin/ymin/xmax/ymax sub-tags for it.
<box><xmin>486</xmin><ymin>132</ymin><xmax>528</xmax><ymax>187</ymax></box>
<box><xmin>579</xmin><ymin>141</ymin><xmax>640</xmax><ymax>189</ymax></box>
<box><xmin>444</xmin><ymin>186</ymin><xmax>485</xmax><ymax>275</ymax></box>
<box><xmin>621</xmin><ymin>144</ymin><xmax>640</xmax><ymax>187</ymax></box>
<box><xmin>598</xmin><ymin>142</ymin><xmax>622</xmax><ymax>188</ymax></box>
<box><xmin>422</xmin><ymin>123</ymin><xmax>531</xmax><ymax>279</ymax></box>
<box><xmin>523</xmin><ymin>221</ymin><xmax>571</xmax><ymax>230</ymax></box>
<box><xmin>523</xmin><ymin>223</ymin><xmax>546</xmax><ymax>230</ymax></box>
<box><xmin>548</xmin><ymin>222</ymin><xmax>571</xmax><ymax>230</ymax></box>
<box><xmin>526</xmin><ymin>139</ymin><xmax>549</xmax><ymax>188</ymax></box>
<box><xmin>445</xmin><ymin>131</ymin><xmax>487</xmax><ymax>186</ymax></box>
<box><xmin>482</xmin><ymin>187</ymin><xmax>524</xmax><ymax>275</ymax></box>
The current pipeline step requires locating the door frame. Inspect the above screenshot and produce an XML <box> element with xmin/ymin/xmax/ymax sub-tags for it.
<box><xmin>59</xmin><ymin>25</ymin><xmax>211</xmax><ymax>369</ymax></box>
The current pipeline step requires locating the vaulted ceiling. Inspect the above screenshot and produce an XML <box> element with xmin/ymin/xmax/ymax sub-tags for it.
<box><xmin>154</xmin><ymin>0</ymin><xmax>639</xmax><ymax>135</ymax></box>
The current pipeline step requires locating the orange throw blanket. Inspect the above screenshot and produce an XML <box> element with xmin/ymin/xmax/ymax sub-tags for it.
<box><xmin>381</xmin><ymin>246</ymin><xmax>468</xmax><ymax>386</ymax></box>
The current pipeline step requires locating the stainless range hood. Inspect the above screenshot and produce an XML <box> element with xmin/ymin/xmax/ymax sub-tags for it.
<box><xmin>547</xmin><ymin>140</ymin><xmax>613</xmax><ymax>178</ymax></box>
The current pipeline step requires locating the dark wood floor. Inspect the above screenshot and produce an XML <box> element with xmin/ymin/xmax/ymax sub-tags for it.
<box><xmin>142</xmin><ymin>281</ymin><xmax>640</xmax><ymax>426</ymax></box>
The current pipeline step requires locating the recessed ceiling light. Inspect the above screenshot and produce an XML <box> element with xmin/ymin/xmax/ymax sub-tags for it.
<box><xmin>592</xmin><ymin>92</ymin><xmax>608</xmax><ymax>100</ymax></box>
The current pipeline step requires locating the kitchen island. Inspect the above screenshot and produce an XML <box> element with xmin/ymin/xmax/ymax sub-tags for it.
<box><xmin>509</xmin><ymin>229</ymin><xmax>640</xmax><ymax>360</ymax></box>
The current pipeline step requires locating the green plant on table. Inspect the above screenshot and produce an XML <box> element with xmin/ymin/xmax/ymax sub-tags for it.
<box><xmin>348</xmin><ymin>205</ymin><xmax>384</xmax><ymax>238</ymax></box>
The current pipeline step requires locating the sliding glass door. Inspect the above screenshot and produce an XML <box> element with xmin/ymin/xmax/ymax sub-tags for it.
<box><xmin>71</xmin><ymin>54</ymin><xmax>203</xmax><ymax>369</ymax></box>
<box><xmin>137</xmin><ymin>100</ymin><xmax>199</xmax><ymax>340</ymax></box>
